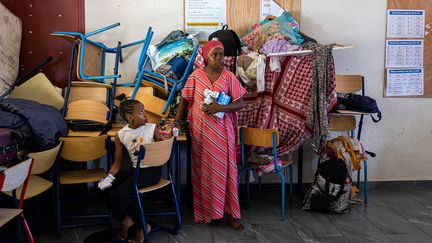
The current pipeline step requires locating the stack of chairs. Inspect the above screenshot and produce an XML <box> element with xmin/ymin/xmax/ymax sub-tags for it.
<box><xmin>51</xmin><ymin>23</ymin><xmax>148</xmax><ymax>232</ymax></box>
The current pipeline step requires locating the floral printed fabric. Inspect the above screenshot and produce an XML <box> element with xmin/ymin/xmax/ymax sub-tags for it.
<box><xmin>241</xmin><ymin>11</ymin><xmax>303</xmax><ymax>51</ymax></box>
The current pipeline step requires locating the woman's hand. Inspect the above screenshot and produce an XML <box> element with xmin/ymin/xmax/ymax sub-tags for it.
<box><xmin>202</xmin><ymin>102</ymin><xmax>223</xmax><ymax>115</ymax></box>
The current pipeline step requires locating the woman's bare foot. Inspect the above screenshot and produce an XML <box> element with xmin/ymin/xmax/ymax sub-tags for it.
<box><xmin>129</xmin><ymin>224</ymin><xmax>151</xmax><ymax>243</ymax></box>
<box><xmin>226</xmin><ymin>215</ymin><xmax>244</xmax><ymax>231</ymax></box>
<box><xmin>118</xmin><ymin>216</ymin><xmax>134</xmax><ymax>240</ymax></box>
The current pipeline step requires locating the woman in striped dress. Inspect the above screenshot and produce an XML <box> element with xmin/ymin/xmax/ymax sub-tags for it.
<box><xmin>175</xmin><ymin>40</ymin><xmax>246</xmax><ymax>230</ymax></box>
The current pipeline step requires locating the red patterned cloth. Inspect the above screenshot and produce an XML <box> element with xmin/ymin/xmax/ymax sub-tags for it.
<box><xmin>237</xmin><ymin>56</ymin><xmax>337</xmax><ymax>155</ymax></box>
<box><xmin>182</xmin><ymin>68</ymin><xmax>246</xmax><ymax>223</ymax></box>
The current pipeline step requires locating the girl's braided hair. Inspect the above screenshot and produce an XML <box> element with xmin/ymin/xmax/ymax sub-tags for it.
<box><xmin>116</xmin><ymin>94</ymin><xmax>141</xmax><ymax>121</ymax></box>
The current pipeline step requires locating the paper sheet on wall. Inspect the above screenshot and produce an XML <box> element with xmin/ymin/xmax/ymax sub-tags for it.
<box><xmin>386</xmin><ymin>68</ymin><xmax>424</xmax><ymax>96</ymax></box>
<box><xmin>185</xmin><ymin>0</ymin><xmax>226</xmax><ymax>42</ymax></box>
<box><xmin>387</xmin><ymin>10</ymin><xmax>425</xmax><ymax>38</ymax></box>
<box><xmin>260</xmin><ymin>0</ymin><xmax>285</xmax><ymax>21</ymax></box>
<box><xmin>385</xmin><ymin>40</ymin><xmax>423</xmax><ymax>68</ymax></box>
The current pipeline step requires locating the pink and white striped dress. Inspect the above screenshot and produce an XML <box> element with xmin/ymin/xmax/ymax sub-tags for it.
<box><xmin>182</xmin><ymin>68</ymin><xmax>246</xmax><ymax>223</ymax></box>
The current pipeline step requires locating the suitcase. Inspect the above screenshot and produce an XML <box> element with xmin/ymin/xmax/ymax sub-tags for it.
<box><xmin>0</xmin><ymin>128</ymin><xmax>18</xmax><ymax>165</ymax></box>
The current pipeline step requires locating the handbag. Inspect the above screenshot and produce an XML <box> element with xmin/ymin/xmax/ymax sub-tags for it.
<box><xmin>0</xmin><ymin>128</ymin><xmax>18</xmax><ymax>165</ymax></box>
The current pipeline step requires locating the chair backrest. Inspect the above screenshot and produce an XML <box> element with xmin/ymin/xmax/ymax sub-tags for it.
<box><xmin>138</xmin><ymin>137</ymin><xmax>174</xmax><ymax>167</ymax></box>
<box><xmin>65</xmin><ymin>100</ymin><xmax>109</xmax><ymax>124</ymax></box>
<box><xmin>59</xmin><ymin>135</ymin><xmax>107</xmax><ymax>162</ymax></box>
<box><xmin>335</xmin><ymin>75</ymin><xmax>363</xmax><ymax>94</ymax></box>
<box><xmin>0</xmin><ymin>159</ymin><xmax>33</xmax><ymax>192</ymax></box>
<box><xmin>241</xmin><ymin>127</ymin><xmax>279</xmax><ymax>147</ymax></box>
<box><xmin>329</xmin><ymin>115</ymin><xmax>356</xmax><ymax>131</ymax></box>
<box><xmin>77</xmin><ymin>41</ymin><xmax>104</xmax><ymax>80</ymax></box>
<box><xmin>9</xmin><ymin>73</ymin><xmax>64</xmax><ymax>110</ymax></box>
<box><xmin>114</xmin><ymin>86</ymin><xmax>168</xmax><ymax>120</ymax></box>
<box><xmin>28</xmin><ymin>142</ymin><xmax>62</xmax><ymax>175</ymax></box>
<box><xmin>68</xmin><ymin>86</ymin><xmax>108</xmax><ymax>105</ymax></box>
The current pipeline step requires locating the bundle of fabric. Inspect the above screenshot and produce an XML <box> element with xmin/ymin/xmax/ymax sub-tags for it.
<box><xmin>147</xmin><ymin>30</ymin><xmax>198</xmax><ymax>71</ymax></box>
<box><xmin>0</xmin><ymin>98</ymin><xmax>67</xmax><ymax>151</ymax></box>
<box><xmin>247</xmin><ymin>152</ymin><xmax>282</xmax><ymax>176</ymax></box>
<box><xmin>238</xmin><ymin>53</ymin><xmax>337</xmax><ymax>155</ymax></box>
<box><xmin>325</xmin><ymin>136</ymin><xmax>368</xmax><ymax>176</ymax></box>
<box><xmin>235</xmin><ymin>52</ymin><xmax>266</xmax><ymax>92</ymax></box>
<box><xmin>241</xmin><ymin>11</ymin><xmax>303</xmax><ymax>51</ymax></box>
<box><xmin>303</xmin><ymin>42</ymin><xmax>337</xmax><ymax>154</ymax></box>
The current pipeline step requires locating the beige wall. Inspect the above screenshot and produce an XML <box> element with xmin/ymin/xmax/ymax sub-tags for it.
<box><xmin>86</xmin><ymin>0</ymin><xmax>432</xmax><ymax>182</ymax></box>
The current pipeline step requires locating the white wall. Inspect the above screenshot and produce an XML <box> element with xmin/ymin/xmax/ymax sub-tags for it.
<box><xmin>86</xmin><ymin>0</ymin><xmax>432</xmax><ymax>182</ymax></box>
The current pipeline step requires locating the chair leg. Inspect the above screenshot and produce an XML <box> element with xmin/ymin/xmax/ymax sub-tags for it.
<box><xmin>364</xmin><ymin>161</ymin><xmax>368</xmax><ymax>204</ymax></box>
<box><xmin>21</xmin><ymin>213</ymin><xmax>35</xmax><ymax>243</ymax></box>
<box><xmin>289</xmin><ymin>164</ymin><xmax>293</xmax><ymax>195</ymax></box>
<box><xmin>245</xmin><ymin>169</ymin><xmax>250</xmax><ymax>205</ymax></box>
<box><xmin>171</xmin><ymin>182</ymin><xmax>182</xmax><ymax>232</ymax></box>
<box><xmin>258</xmin><ymin>174</ymin><xmax>262</xmax><ymax>195</ymax></box>
<box><xmin>17</xmin><ymin>216</ymin><xmax>23</xmax><ymax>243</ymax></box>
<box><xmin>237</xmin><ymin>168</ymin><xmax>243</xmax><ymax>191</ymax></box>
<box><xmin>277</xmin><ymin>171</ymin><xmax>285</xmax><ymax>221</ymax></box>
<box><xmin>55</xmin><ymin>174</ymin><xmax>61</xmax><ymax>235</ymax></box>
<box><xmin>134</xmin><ymin>187</ymin><xmax>149</xmax><ymax>243</ymax></box>
<box><xmin>357</xmin><ymin>169</ymin><xmax>361</xmax><ymax>190</ymax></box>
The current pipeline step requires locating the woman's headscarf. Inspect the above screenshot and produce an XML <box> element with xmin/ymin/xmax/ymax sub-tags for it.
<box><xmin>202</xmin><ymin>40</ymin><xmax>224</xmax><ymax>61</ymax></box>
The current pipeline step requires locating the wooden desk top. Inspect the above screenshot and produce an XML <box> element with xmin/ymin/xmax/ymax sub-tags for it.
<box><xmin>0</xmin><ymin>208</ymin><xmax>22</xmax><ymax>227</ymax></box>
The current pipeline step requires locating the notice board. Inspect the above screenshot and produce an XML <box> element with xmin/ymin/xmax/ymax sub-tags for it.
<box><xmin>184</xmin><ymin>0</ymin><xmax>300</xmax><ymax>39</ymax></box>
<box><xmin>385</xmin><ymin>0</ymin><xmax>432</xmax><ymax>98</ymax></box>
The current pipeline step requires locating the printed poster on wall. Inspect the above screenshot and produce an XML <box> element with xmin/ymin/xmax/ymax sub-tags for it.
<box><xmin>387</xmin><ymin>10</ymin><xmax>425</xmax><ymax>38</ymax></box>
<box><xmin>386</xmin><ymin>68</ymin><xmax>424</xmax><ymax>96</ymax></box>
<box><xmin>385</xmin><ymin>40</ymin><xmax>423</xmax><ymax>68</ymax></box>
<box><xmin>185</xmin><ymin>0</ymin><xmax>227</xmax><ymax>42</ymax></box>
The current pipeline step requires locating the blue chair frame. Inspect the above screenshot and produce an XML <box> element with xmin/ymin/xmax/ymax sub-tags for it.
<box><xmin>238</xmin><ymin>127</ymin><xmax>293</xmax><ymax>221</ymax></box>
<box><xmin>120</xmin><ymin>27</ymin><xmax>198</xmax><ymax>115</ymax></box>
<box><xmin>332</xmin><ymin>75</ymin><xmax>371</xmax><ymax>204</ymax></box>
<box><xmin>134</xmin><ymin>138</ymin><xmax>181</xmax><ymax>242</ymax></box>
<box><xmin>54</xmin><ymin>23</ymin><xmax>147</xmax><ymax>121</ymax></box>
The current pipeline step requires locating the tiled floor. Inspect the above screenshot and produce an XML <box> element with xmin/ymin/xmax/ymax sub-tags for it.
<box><xmin>32</xmin><ymin>183</ymin><xmax>432</xmax><ymax>242</ymax></box>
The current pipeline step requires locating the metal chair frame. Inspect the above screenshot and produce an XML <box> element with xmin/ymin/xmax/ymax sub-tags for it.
<box><xmin>54</xmin><ymin>23</ymin><xmax>147</xmax><ymax>121</ymax></box>
<box><xmin>133</xmin><ymin>138</ymin><xmax>181</xmax><ymax>243</ymax></box>
<box><xmin>238</xmin><ymin>127</ymin><xmax>293</xmax><ymax>221</ymax></box>
<box><xmin>331</xmin><ymin>75</ymin><xmax>370</xmax><ymax>204</ymax></box>
<box><xmin>0</xmin><ymin>159</ymin><xmax>34</xmax><ymax>243</ymax></box>
<box><xmin>117</xmin><ymin>27</ymin><xmax>199</xmax><ymax>115</ymax></box>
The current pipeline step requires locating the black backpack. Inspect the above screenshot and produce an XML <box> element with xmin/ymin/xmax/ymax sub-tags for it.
<box><xmin>208</xmin><ymin>25</ymin><xmax>242</xmax><ymax>57</ymax></box>
<box><xmin>303</xmin><ymin>158</ymin><xmax>352</xmax><ymax>214</ymax></box>
<box><xmin>337</xmin><ymin>93</ymin><xmax>382</xmax><ymax>123</ymax></box>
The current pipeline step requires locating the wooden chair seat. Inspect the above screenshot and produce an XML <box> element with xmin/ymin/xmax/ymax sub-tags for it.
<box><xmin>328</xmin><ymin>115</ymin><xmax>357</xmax><ymax>131</ymax></box>
<box><xmin>67</xmin><ymin>130</ymin><xmax>102</xmax><ymax>137</ymax></box>
<box><xmin>3</xmin><ymin>175</ymin><xmax>53</xmax><ymax>200</ymax></box>
<box><xmin>71</xmin><ymin>81</ymin><xmax>112</xmax><ymax>89</ymax></box>
<box><xmin>141</xmin><ymin>79</ymin><xmax>172</xmax><ymax>95</ymax></box>
<box><xmin>334</xmin><ymin>110</ymin><xmax>372</xmax><ymax>115</ymax></box>
<box><xmin>138</xmin><ymin>179</ymin><xmax>171</xmax><ymax>194</ymax></box>
<box><xmin>0</xmin><ymin>208</ymin><xmax>22</xmax><ymax>227</ymax></box>
<box><xmin>59</xmin><ymin>169</ymin><xmax>105</xmax><ymax>185</ymax></box>
<box><xmin>68</xmin><ymin>86</ymin><xmax>109</xmax><ymax>105</ymax></box>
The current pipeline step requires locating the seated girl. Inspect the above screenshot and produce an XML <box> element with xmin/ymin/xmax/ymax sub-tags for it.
<box><xmin>98</xmin><ymin>94</ymin><xmax>163</xmax><ymax>243</ymax></box>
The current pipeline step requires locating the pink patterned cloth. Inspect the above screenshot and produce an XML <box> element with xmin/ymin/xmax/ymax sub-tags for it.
<box><xmin>237</xmin><ymin>56</ymin><xmax>337</xmax><ymax>155</ymax></box>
